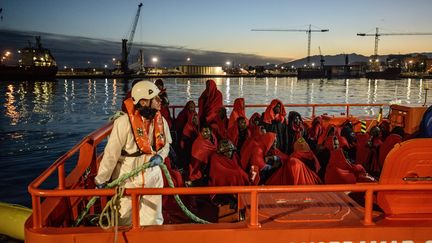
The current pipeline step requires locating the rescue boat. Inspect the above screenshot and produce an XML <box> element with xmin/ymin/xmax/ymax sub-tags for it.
<box><xmin>25</xmin><ymin>103</ymin><xmax>432</xmax><ymax>243</ymax></box>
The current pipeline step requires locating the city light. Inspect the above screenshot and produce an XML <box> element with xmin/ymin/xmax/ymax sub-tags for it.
<box><xmin>186</xmin><ymin>57</ymin><xmax>191</xmax><ymax>62</ymax></box>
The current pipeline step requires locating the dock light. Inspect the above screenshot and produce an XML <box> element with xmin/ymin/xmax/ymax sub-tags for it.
<box><xmin>64</xmin><ymin>66</ymin><xmax>67</xmax><ymax>69</ymax></box>
<box><xmin>152</xmin><ymin>57</ymin><xmax>158</xmax><ymax>63</ymax></box>
<box><xmin>311</xmin><ymin>63</ymin><xmax>315</xmax><ymax>67</ymax></box>
<box><xmin>186</xmin><ymin>57</ymin><xmax>191</xmax><ymax>62</ymax></box>
<box><xmin>112</xmin><ymin>58</ymin><xmax>116</xmax><ymax>62</ymax></box>
<box><xmin>17</xmin><ymin>50</ymin><xmax>21</xmax><ymax>54</ymax></box>
<box><xmin>375</xmin><ymin>59</ymin><xmax>379</xmax><ymax>62</ymax></box>
<box><xmin>104</xmin><ymin>64</ymin><xmax>107</xmax><ymax>68</ymax></box>
<box><xmin>226</xmin><ymin>61</ymin><xmax>231</xmax><ymax>65</ymax></box>
<box><xmin>5</xmin><ymin>51</ymin><xmax>11</xmax><ymax>56</ymax></box>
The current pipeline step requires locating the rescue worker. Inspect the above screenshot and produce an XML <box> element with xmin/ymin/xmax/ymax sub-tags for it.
<box><xmin>95</xmin><ymin>80</ymin><xmax>172</xmax><ymax>226</ymax></box>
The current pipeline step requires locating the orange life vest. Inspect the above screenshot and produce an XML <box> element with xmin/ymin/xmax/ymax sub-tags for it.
<box><xmin>123</xmin><ymin>97</ymin><xmax>166</xmax><ymax>154</ymax></box>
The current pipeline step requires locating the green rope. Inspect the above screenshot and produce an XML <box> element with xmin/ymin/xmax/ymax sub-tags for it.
<box><xmin>159</xmin><ymin>164</ymin><xmax>210</xmax><ymax>224</ymax></box>
<box><xmin>73</xmin><ymin>162</ymin><xmax>209</xmax><ymax>227</ymax></box>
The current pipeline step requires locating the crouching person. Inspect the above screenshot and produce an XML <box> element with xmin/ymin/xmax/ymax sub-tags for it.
<box><xmin>95</xmin><ymin>80</ymin><xmax>172</xmax><ymax>226</ymax></box>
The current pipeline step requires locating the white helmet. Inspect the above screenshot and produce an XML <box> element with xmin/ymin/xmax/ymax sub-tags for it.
<box><xmin>131</xmin><ymin>80</ymin><xmax>160</xmax><ymax>104</ymax></box>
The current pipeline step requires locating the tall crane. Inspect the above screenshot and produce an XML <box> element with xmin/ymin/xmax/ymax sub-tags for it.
<box><xmin>251</xmin><ymin>24</ymin><xmax>329</xmax><ymax>66</ymax></box>
<box><xmin>120</xmin><ymin>3</ymin><xmax>143</xmax><ymax>73</ymax></box>
<box><xmin>357</xmin><ymin>27</ymin><xmax>432</xmax><ymax>60</ymax></box>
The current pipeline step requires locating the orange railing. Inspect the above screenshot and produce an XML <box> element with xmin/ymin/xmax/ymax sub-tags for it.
<box><xmin>29</xmin><ymin>103</ymin><xmax>427</xmax><ymax>231</ymax></box>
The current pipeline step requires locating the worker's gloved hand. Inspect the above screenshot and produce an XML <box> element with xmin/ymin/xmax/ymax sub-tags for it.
<box><xmin>148</xmin><ymin>154</ymin><xmax>163</xmax><ymax>167</ymax></box>
<box><xmin>95</xmin><ymin>182</ymin><xmax>106</xmax><ymax>189</ymax></box>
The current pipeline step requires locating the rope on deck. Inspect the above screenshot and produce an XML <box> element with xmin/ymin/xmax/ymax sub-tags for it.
<box><xmin>73</xmin><ymin>162</ymin><xmax>210</xmax><ymax>227</ymax></box>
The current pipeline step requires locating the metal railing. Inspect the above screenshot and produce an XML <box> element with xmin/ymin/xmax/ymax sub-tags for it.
<box><xmin>29</xmin><ymin>103</ymin><xmax>411</xmax><ymax>230</ymax></box>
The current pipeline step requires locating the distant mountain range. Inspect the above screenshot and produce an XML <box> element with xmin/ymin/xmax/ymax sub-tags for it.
<box><xmin>1</xmin><ymin>29</ymin><xmax>431</xmax><ymax>68</ymax></box>
<box><xmin>283</xmin><ymin>52</ymin><xmax>432</xmax><ymax>68</ymax></box>
<box><xmin>0</xmin><ymin>29</ymin><xmax>287</xmax><ymax>68</ymax></box>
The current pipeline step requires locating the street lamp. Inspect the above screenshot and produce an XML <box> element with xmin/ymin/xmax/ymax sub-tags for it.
<box><xmin>186</xmin><ymin>57</ymin><xmax>191</xmax><ymax>62</ymax></box>
<box><xmin>152</xmin><ymin>57</ymin><xmax>158</xmax><ymax>73</ymax></box>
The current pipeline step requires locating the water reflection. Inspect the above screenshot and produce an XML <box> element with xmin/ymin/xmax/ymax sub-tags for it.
<box><xmin>418</xmin><ymin>79</ymin><xmax>423</xmax><ymax>103</ymax></box>
<box><xmin>406</xmin><ymin>78</ymin><xmax>411</xmax><ymax>104</ymax></box>
<box><xmin>345</xmin><ymin>79</ymin><xmax>349</xmax><ymax>104</ymax></box>
<box><xmin>225</xmin><ymin>78</ymin><xmax>230</xmax><ymax>104</ymax></box>
<box><xmin>5</xmin><ymin>84</ymin><xmax>19</xmax><ymax>125</ymax></box>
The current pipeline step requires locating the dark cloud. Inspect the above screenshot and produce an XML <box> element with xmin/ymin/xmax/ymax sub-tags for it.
<box><xmin>0</xmin><ymin>29</ymin><xmax>288</xmax><ymax>68</ymax></box>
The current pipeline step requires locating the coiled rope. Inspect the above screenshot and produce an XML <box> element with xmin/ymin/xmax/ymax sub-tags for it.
<box><xmin>73</xmin><ymin>162</ymin><xmax>210</xmax><ymax>227</ymax></box>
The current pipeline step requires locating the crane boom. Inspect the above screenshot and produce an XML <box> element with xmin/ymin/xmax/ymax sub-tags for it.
<box><xmin>120</xmin><ymin>3</ymin><xmax>143</xmax><ymax>73</ymax></box>
<box><xmin>251</xmin><ymin>24</ymin><xmax>329</xmax><ymax>66</ymax></box>
<box><xmin>127</xmin><ymin>3</ymin><xmax>143</xmax><ymax>56</ymax></box>
<box><xmin>357</xmin><ymin>27</ymin><xmax>432</xmax><ymax>58</ymax></box>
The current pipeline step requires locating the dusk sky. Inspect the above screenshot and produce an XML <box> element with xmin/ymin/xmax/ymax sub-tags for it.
<box><xmin>1</xmin><ymin>0</ymin><xmax>432</xmax><ymax>61</ymax></box>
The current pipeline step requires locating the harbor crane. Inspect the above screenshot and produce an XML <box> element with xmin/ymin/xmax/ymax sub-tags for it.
<box><xmin>251</xmin><ymin>24</ymin><xmax>329</xmax><ymax>66</ymax></box>
<box><xmin>357</xmin><ymin>27</ymin><xmax>432</xmax><ymax>60</ymax></box>
<box><xmin>120</xmin><ymin>3</ymin><xmax>143</xmax><ymax>73</ymax></box>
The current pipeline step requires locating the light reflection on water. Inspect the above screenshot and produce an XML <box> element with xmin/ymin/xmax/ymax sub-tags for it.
<box><xmin>0</xmin><ymin>77</ymin><xmax>431</xmax><ymax>207</ymax></box>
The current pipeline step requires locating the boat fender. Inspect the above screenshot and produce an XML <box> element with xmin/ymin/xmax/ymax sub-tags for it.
<box><xmin>0</xmin><ymin>202</ymin><xmax>32</xmax><ymax>241</ymax></box>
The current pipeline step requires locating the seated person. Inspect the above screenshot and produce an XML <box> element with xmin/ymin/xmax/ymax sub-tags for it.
<box><xmin>154</xmin><ymin>79</ymin><xmax>173</xmax><ymax>128</ymax></box>
<box><xmin>228</xmin><ymin>116</ymin><xmax>250</xmax><ymax>153</ymax></box>
<box><xmin>211</xmin><ymin>107</ymin><xmax>229</xmax><ymax>139</ymax></box>
<box><xmin>325</xmin><ymin>136</ymin><xmax>375</xmax><ymax>184</ymax></box>
<box><xmin>209</xmin><ymin>139</ymin><xmax>250</xmax><ymax>187</ymax></box>
<box><xmin>228</xmin><ymin>97</ymin><xmax>248</xmax><ymax>129</ymax></box>
<box><xmin>178</xmin><ymin>111</ymin><xmax>200</xmax><ymax>172</ymax></box>
<box><xmin>266</xmin><ymin>137</ymin><xmax>322</xmax><ymax>185</ymax></box>
<box><xmin>247</xmin><ymin>132</ymin><xmax>283</xmax><ymax>185</ymax></box>
<box><xmin>287</xmin><ymin>111</ymin><xmax>307</xmax><ymax>155</ymax></box>
<box><xmin>262</xmin><ymin>99</ymin><xmax>289</xmax><ymax>153</ymax></box>
<box><xmin>188</xmin><ymin>125</ymin><xmax>218</xmax><ymax>186</ymax></box>
<box><xmin>174</xmin><ymin>100</ymin><xmax>196</xmax><ymax>141</ymax></box>
<box><xmin>198</xmin><ymin>79</ymin><xmax>223</xmax><ymax>126</ymax></box>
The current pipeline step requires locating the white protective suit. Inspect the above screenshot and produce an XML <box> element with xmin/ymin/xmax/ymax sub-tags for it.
<box><xmin>95</xmin><ymin>113</ymin><xmax>172</xmax><ymax>226</ymax></box>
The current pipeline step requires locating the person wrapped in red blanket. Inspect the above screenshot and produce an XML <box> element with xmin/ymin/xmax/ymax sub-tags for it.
<box><xmin>188</xmin><ymin>124</ymin><xmax>218</xmax><ymax>186</ymax></box>
<box><xmin>198</xmin><ymin>79</ymin><xmax>223</xmax><ymax>126</ymax></box>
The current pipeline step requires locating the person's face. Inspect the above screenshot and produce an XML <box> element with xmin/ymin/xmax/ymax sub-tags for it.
<box><xmin>348</xmin><ymin>131</ymin><xmax>357</xmax><ymax>144</ymax></box>
<box><xmin>238</xmin><ymin>118</ymin><xmax>247</xmax><ymax>131</ymax></box>
<box><xmin>294</xmin><ymin>115</ymin><xmax>301</xmax><ymax>126</ymax></box>
<box><xmin>201</xmin><ymin>127</ymin><xmax>211</xmax><ymax>140</ymax></box>
<box><xmin>218</xmin><ymin>141</ymin><xmax>234</xmax><ymax>158</ymax></box>
<box><xmin>188</xmin><ymin>102</ymin><xmax>195</xmax><ymax>112</ymax></box>
<box><xmin>253</xmin><ymin>117</ymin><xmax>260</xmax><ymax>126</ymax></box>
<box><xmin>192</xmin><ymin>114</ymin><xmax>199</xmax><ymax>126</ymax></box>
<box><xmin>150</xmin><ymin>95</ymin><xmax>162</xmax><ymax>111</ymax></box>
<box><xmin>273</xmin><ymin>103</ymin><xmax>281</xmax><ymax>114</ymax></box>
<box><xmin>370</xmin><ymin>126</ymin><xmax>380</xmax><ymax>137</ymax></box>
<box><xmin>333</xmin><ymin>136</ymin><xmax>339</xmax><ymax>149</ymax></box>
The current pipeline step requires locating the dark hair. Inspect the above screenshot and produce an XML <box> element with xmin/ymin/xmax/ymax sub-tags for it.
<box><xmin>154</xmin><ymin>79</ymin><xmax>164</xmax><ymax>87</ymax></box>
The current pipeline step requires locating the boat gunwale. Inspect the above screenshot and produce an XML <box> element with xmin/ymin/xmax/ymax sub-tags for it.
<box><xmin>27</xmin><ymin>102</ymin><xmax>429</xmax><ymax>232</ymax></box>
